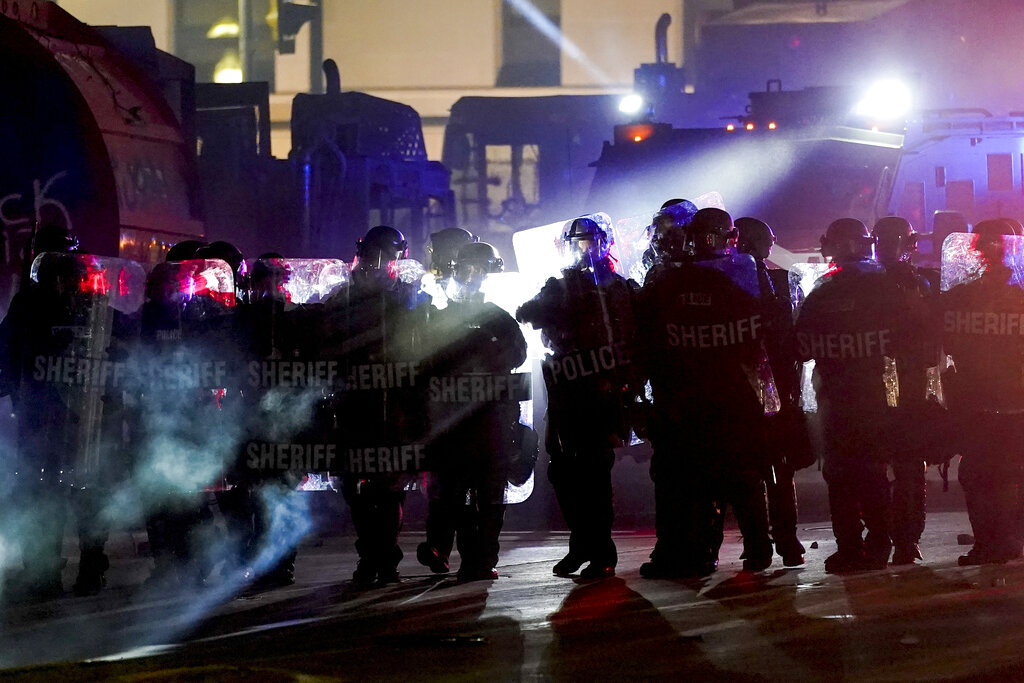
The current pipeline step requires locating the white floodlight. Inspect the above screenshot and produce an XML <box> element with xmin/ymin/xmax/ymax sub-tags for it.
<box><xmin>618</xmin><ymin>93</ymin><xmax>645</xmax><ymax>115</ymax></box>
<box><xmin>854</xmin><ymin>79</ymin><xmax>913</xmax><ymax>120</ymax></box>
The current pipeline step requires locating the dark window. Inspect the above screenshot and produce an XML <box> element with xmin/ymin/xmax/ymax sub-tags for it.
<box><xmin>988</xmin><ymin>153</ymin><xmax>1013</xmax><ymax>192</ymax></box>
<box><xmin>899</xmin><ymin>181</ymin><xmax>925</xmax><ymax>229</ymax></box>
<box><xmin>946</xmin><ymin>179</ymin><xmax>975</xmax><ymax>215</ymax></box>
<box><xmin>497</xmin><ymin>0</ymin><xmax>561</xmax><ymax>87</ymax></box>
<box><xmin>174</xmin><ymin>0</ymin><xmax>275</xmax><ymax>86</ymax></box>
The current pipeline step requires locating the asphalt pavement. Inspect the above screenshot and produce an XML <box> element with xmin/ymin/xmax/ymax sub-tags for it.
<box><xmin>3</xmin><ymin>461</ymin><xmax>1024</xmax><ymax>681</ymax></box>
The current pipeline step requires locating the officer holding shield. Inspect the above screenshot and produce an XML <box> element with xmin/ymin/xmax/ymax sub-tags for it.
<box><xmin>325</xmin><ymin>226</ymin><xmax>430</xmax><ymax>586</ymax></box>
<box><xmin>735</xmin><ymin>216</ymin><xmax>808</xmax><ymax>567</ymax></box>
<box><xmin>420</xmin><ymin>242</ymin><xmax>526</xmax><ymax>581</ymax></box>
<box><xmin>940</xmin><ymin>221</ymin><xmax>1024</xmax><ymax>565</ymax></box>
<box><xmin>637</xmin><ymin>208</ymin><xmax>774</xmax><ymax>578</ymax></box>
<box><xmin>873</xmin><ymin>216</ymin><xmax>937</xmax><ymax>565</ymax></box>
<box><xmin>517</xmin><ymin>215</ymin><xmax>638</xmax><ymax>579</ymax></box>
<box><xmin>795</xmin><ymin>218</ymin><xmax>911</xmax><ymax>573</ymax></box>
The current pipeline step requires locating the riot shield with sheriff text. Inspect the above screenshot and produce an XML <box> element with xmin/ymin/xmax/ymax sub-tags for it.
<box><xmin>315</xmin><ymin>268</ymin><xmax>431</xmax><ymax>482</ymax></box>
<box><xmin>940</xmin><ymin>232</ymin><xmax>1024</xmax><ymax>413</ymax></box>
<box><xmin>239</xmin><ymin>258</ymin><xmax>351</xmax><ymax>487</ymax></box>
<box><xmin>130</xmin><ymin>258</ymin><xmax>242</xmax><ymax>497</ymax></box>
<box><xmin>432</xmin><ymin>271</ymin><xmax>535</xmax><ymax>504</ymax></box>
<box><xmin>19</xmin><ymin>252</ymin><xmax>146</xmax><ymax>488</ymax></box>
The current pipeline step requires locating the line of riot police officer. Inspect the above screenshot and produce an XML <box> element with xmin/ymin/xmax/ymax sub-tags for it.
<box><xmin>9</xmin><ymin>206</ymin><xmax>1024</xmax><ymax>603</ymax></box>
<box><xmin>0</xmin><ymin>222</ymin><xmax>534</xmax><ymax>599</ymax></box>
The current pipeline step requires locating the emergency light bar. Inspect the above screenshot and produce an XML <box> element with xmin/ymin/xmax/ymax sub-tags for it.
<box><xmin>614</xmin><ymin>122</ymin><xmax>670</xmax><ymax>145</ymax></box>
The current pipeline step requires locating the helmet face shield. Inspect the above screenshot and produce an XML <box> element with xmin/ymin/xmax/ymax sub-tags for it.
<box><xmin>453</xmin><ymin>260</ymin><xmax>489</xmax><ymax>289</ymax></box>
<box><xmin>872</xmin><ymin>216</ymin><xmax>918</xmax><ymax>266</ymax></box>
<box><xmin>448</xmin><ymin>242</ymin><xmax>503</xmax><ymax>301</ymax></box>
<box><xmin>689</xmin><ymin>208</ymin><xmax>737</xmax><ymax>259</ymax></box>
<box><xmin>822</xmin><ymin>218</ymin><xmax>876</xmax><ymax>263</ymax></box>
<box><xmin>353</xmin><ymin>225</ymin><xmax>408</xmax><ymax>290</ymax></box>
<box><xmin>560</xmin><ymin>214</ymin><xmax>613</xmax><ymax>270</ymax></box>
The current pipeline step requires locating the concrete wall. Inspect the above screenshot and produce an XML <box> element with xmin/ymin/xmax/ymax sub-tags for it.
<box><xmin>561</xmin><ymin>0</ymin><xmax>682</xmax><ymax>87</ymax></box>
<box><xmin>321</xmin><ymin>0</ymin><xmax>501</xmax><ymax>90</ymax></box>
<box><xmin>57</xmin><ymin>0</ymin><xmax>173</xmax><ymax>51</ymax></box>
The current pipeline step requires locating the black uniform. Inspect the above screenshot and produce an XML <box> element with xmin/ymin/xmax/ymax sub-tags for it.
<box><xmin>422</xmin><ymin>298</ymin><xmax>526</xmax><ymax>580</ymax></box>
<box><xmin>135</xmin><ymin>267</ymin><xmax>240</xmax><ymax>589</ymax></box>
<box><xmin>0</xmin><ymin>256</ymin><xmax>136</xmax><ymax>598</ymax></box>
<box><xmin>881</xmin><ymin>261</ymin><xmax>936</xmax><ymax>563</ymax></box>
<box><xmin>324</xmin><ymin>278</ymin><xmax>429</xmax><ymax>585</ymax></box>
<box><xmin>0</xmin><ymin>276</ymin><xmax>79</xmax><ymax>598</ymax></box>
<box><xmin>638</xmin><ymin>255</ymin><xmax>773</xmax><ymax>575</ymax></box>
<box><xmin>795</xmin><ymin>261</ymin><xmax>910</xmax><ymax>571</ymax></box>
<box><xmin>223</xmin><ymin>284</ymin><xmax>310</xmax><ymax>588</ymax></box>
<box><xmin>940</xmin><ymin>257</ymin><xmax>1024</xmax><ymax>565</ymax></box>
<box><xmin>757</xmin><ymin>263</ymin><xmax>808</xmax><ymax>565</ymax></box>
<box><xmin>518</xmin><ymin>261</ymin><xmax>637</xmax><ymax>577</ymax></box>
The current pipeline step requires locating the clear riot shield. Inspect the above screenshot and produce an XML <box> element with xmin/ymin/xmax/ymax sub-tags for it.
<box><xmin>788</xmin><ymin>260</ymin><xmax>893</xmax><ymax>412</ymax></box>
<box><xmin>691</xmin><ymin>254</ymin><xmax>780</xmax><ymax>416</ymax></box>
<box><xmin>789</xmin><ymin>262</ymin><xmax>833</xmax><ymax>413</ymax></box>
<box><xmin>239</xmin><ymin>258</ymin><xmax>351</xmax><ymax>489</ymax></box>
<box><xmin>25</xmin><ymin>253</ymin><xmax>147</xmax><ymax>487</ymax></box>
<box><xmin>479</xmin><ymin>271</ymin><xmax>539</xmax><ymax>503</ymax></box>
<box><xmin>244</xmin><ymin>257</ymin><xmax>350</xmax><ymax>305</ymax></box>
<box><xmin>940</xmin><ymin>232</ymin><xmax>1024</xmax><ymax>291</ymax></box>
<box><xmin>131</xmin><ymin>258</ymin><xmax>241</xmax><ymax>495</ymax></box>
<box><xmin>314</xmin><ymin>267</ymin><xmax>431</xmax><ymax>484</ymax></box>
<box><xmin>610</xmin><ymin>191</ymin><xmax>728</xmax><ymax>286</ymax></box>
<box><xmin>940</xmin><ymin>232</ymin><xmax>1024</xmax><ymax>413</ymax></box>
<box><xmin>512</xmin><ymin>212</ymin><xmax>615</xmax><ymax>297</ymax></box>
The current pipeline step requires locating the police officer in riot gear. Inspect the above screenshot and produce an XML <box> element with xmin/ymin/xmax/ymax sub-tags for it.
<box><xmin>796</xmin><ymin>218</ymin><xmax>914</xmax><ymax>572</ymax></box>
<box><xmin>421</xmin><ymin>242</ymin><xmax>526</xmax><ymax>581</ymax></box>
<box><xmin>428</xmin><ymin>228</ymin><xmax>477</xmax><ymax>283</ymax></box>
<box><xmin>638</xmin><ymin>208</ymin><xmax>774</xmax><ymax>578</ymax></box>
<box><xmin>643</xmin><ymin>199</ymin><xmax>698</xmax><ymax>276</ymax></box>
<box><xmin>517</xmin><ymin>215</ymin><xmax>637</xmax><ymax>579</ymax></box>
<box><xmin>135</xmin><ymin>256</ymin><xmax>241</xmax><ymax>590</ymax></box>
<box><xmin>413</xmin><ymin>233</ymin><xmax>476</xmax><ymax>576</ymax></box>
<box><xmin>872</xmin><ymin>216</ymin><xmax>936</xmax><ymax>565</ymax></box>
<box><xmin>329</xmin><ymin>225</ymin><xmax>429</xmax><ymax>585</ymax></box>
<box><xmin>0</xmin><ymin>229</ymin><xmax>122</xmax><ymax>600</ymax></box>
<box><xmin>941</xmin><ymin>220</ymin><xmax>1024</xmax><ymax>565</ymax></box>
<box><xmin>226</xmin><ymin>254</ymin><xmax>304</xmax><ymax>590</ymax></box>
<box><xmin>0</xmin><ymin>250</ymin><xmax>83</xmax><ymax>599</ymax></box>
<box><xmin>735</xmin><ymin>216</ymin><xmax>807</xmax><ymax>567</ymax></box>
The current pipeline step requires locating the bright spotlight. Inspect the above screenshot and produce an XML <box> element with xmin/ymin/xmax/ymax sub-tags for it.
<box><xmin>619</xmin><ymin>93</ymin><xmax>645</xmax><ymax>115</ymax></box>
<box><xmin>854</xmin><ymin>79</ymin><xmax>913</xmax><ymax>120</ymax></box>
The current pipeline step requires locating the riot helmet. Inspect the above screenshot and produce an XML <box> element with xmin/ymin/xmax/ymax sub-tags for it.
<box><xmin>689</xmin><ymin>208</ymin><xmax>737</xmax><ymax>259</ymax></box>
<box><xmin>449</xmin><ymin>242</ymin><xmax>503</xmax><ymax>302</ymax></box>
<box><xmin>166</xmin><ymin>239</ymin><xmax>207</xmax><ymax>262</ymax></box>
<box><xmin>735</xmin><ymin>217</ymin><xmax>776</xmax><ymax>262</ymax></box>
<box><xmin>428</xmin><ymin>227</ymin><xmax>476</xmax><ymax>279</ymax></box>
<box><xmin>250</xmin><ymin>252</ymin><xmax>291</xmax><ymax>302</ymax></box>
<box><xmin>649</xmin><ymin>200</ymin><xmax>698</xmax><ymax>263</ymax></box>
<box><xmin>33</xmin><ymin>224</ymin><xmax>79</xmax><ymax>256</ymax></box>
<box><xmin>34</xmin><ymin>252</ymin><xmax>88</xmax><ymax>299</ymax></box>
<box><xmin>972</xmin><ymin>218</ymin><xmax>1018</xmax><ymax>270</ymax></box>
<box><xmin>820</xmin><ymin>218</ymin><xmax>875</xmax><ymax>264</ymax></box>
<box><xmin>973</xmin><ymin>217</ymin><xmax>1022</xmax><ymax>237</ymax></box>
<box><xmin>195</xmin><ymin>241</ymin><xmax>245</xmax><ymax>274</ymax></box>
<box><xmin>561</xmin><ymin>215</ymin><xmax>612</xmax><ymax>271</ymax></box>
<box><xmin>146</xmin><ymin>261</ymin><xmax>184</xmax><ymax>306</ymax></box>
<box><xmin>356</xmin><ymin>225</ymin><xmax>408</xmax><ymax>266</ymax></box>
<box><xmin>353</xmin><ymin>225</ymin><xmax>408</xmax><ymax>290</ymax></box>
<box><xmin>872</xmin><ymin>216</ymin><xmax>918</xmax><ymax>267</ymax></box>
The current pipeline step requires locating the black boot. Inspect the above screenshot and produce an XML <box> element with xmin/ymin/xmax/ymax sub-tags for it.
<box><xmin>72</xmin><ymin>549</ymin><xmax>109</xmax><ymax>597</ymax></box>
